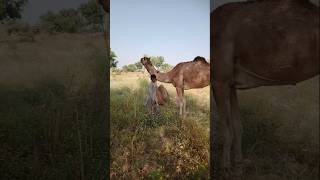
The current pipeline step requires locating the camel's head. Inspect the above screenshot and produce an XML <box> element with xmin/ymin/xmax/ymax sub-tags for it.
<box><xmin>141</xmin><ymin>57</ymin><xmax>159</xmax><ymax>74</ymax></box>
<box><xmin>140</xmin><ymin>57</ymin><xmax>152</xmax><ymax>66</ymax></box>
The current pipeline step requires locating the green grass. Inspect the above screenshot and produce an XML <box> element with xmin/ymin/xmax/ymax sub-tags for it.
<box><xmin>213</xmin><ymin>78</ymin><xmax>319</xmax><ymax>179</ymax></box>
<box><xmin>110</xmin><ymin>78</ymin><xmax>210</xmax><ymax>179</ymax></box>
<box><xmin>0</xmin><ymin>32</ymin><xmax>108</xmax><ymax>179</ymax></box>
<box><xmin>239</xmin><ymin>85</ymin><xmax>319</xmax><ymax>180</ymax></box>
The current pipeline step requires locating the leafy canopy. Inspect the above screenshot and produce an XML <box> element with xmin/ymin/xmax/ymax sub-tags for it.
<box><xmin>0</xmin><ymin>0</ymin><xmax>28</xmax><ymax>21</ymax></box>
<box><xmin>110</xmin><ymin>49</ymin><xmax>118</xmax><ymax>68</ymax></box>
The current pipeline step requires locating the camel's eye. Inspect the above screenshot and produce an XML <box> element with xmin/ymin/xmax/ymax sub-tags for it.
<box><xmin>157</xmin><ymin>70</ymin><xmax>159</xmax><ymax>73</ymax></box>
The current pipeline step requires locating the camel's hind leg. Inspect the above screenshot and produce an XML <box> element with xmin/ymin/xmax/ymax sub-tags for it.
<box><xmin>213</xmin><ymin>82</ymin><xmax>233</xmax><ymax>171</ymax></box>
<box><xmin>231</xmin><ymin>87</ymin><xmax>243</xmax><ymax>177</ymax></box>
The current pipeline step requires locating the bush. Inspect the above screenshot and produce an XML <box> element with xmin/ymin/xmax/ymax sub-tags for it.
<box><xmin>39</xmin><ymin>0</ymin><xmax>103</xmax><ymax>33</ymax></box>
<box><xmin>122</xmin><ymin>64</ymin><xmax>137</xmax><ymax>72</ymax></box>
<box><xmin>40</xmin><ymin>9</ymin><xmax>82</xmax><ymax>33</ymax></box>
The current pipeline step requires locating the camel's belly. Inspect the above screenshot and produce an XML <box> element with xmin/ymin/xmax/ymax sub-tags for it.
<box><xmin>184</xmin><ymin>81</ymin><xmax>210</xmax><ymax>90</ymax></box>
<box><xmin>234</xmin><ymin>63</ymin><xmax>319</xmax><ymax>89</ymax></box>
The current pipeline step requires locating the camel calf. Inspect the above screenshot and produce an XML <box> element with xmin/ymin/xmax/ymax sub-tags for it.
<box><xmin>145</xmin><ymin>74</ymin><xmax>169</xmax><ymax>114</ymax></box>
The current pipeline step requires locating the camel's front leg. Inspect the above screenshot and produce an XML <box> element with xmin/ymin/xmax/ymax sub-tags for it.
<box><xmin>214</xmin><ymin>82</ymin><xmax>233</xmax><ymax>173</ymax></box>
<box><xmin>176</xmin><ymin>88</ymin><xmax>184</xmax><ymax>116</ymax></box>
<box><xmin>231</xmin><ymin>87</ymin><xmax>243</xmax><ymax>177</ymax></box>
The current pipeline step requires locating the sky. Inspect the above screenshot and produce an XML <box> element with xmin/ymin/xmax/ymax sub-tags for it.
<box><xmin>111</xmin><ymin>0</ymin><xmax>210</xmax><ymax>67</ymax></box>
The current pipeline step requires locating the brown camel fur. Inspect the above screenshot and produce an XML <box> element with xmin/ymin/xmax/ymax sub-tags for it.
<box><xmin>211</xmin><ymin>0</ymin><xmax>319</xmax><ymax>177</ymax></box>
<box><xmin>141</xmin><ymin>56</ymin><xmax>210</xmax><ymax>116</ymax></box>
<box><xmin>156</xmin><ymin>85</ymin><xmax>169</xmax><ymax>105</ymax></box>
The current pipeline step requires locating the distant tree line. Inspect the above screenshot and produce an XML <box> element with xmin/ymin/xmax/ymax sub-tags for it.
<box><xmin>120</xmin><ymin>56</ymin><xmax>173</xmax><ymax>73</ymax></box>
<box><xmin>39</xmin><ymin>0</ymin><xmax>103</xmax><ymax>33</ymax></box>
<box><xmin>0</xmin><ymin>0</ymin><xmax>27</xmax><ymax>21</ymax></box>
<box><xmin>1</xmin><ymin>0</ymin><xmax>104</xmax><ymax>34</ymax></box>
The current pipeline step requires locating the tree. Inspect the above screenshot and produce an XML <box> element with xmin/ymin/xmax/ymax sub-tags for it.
<box><xmin>127</xmin><ymin>64</ymin><xmax>137</xmax><ymax>72</ymax></box>
<box><xmin>39</xmin><ymin>0</ymin><xmax>103</xmax><ymax>33</ymax></box>
<box><xmin>122</xmin><ymin>64</ymin><xmax>137</xmax><ymax>72</ymax></box>
<box><xmin>58</xmin><ymin>9</ymin><xmax>82</xmax><ymax>32</ymax></box>
<box><xmin>78</xmin><ymin>0</ymin><xmax>103</xmax><ymax>31</ymax></box>
<box><xmin>134</xmin><ymin>61</ymin><xmax>143</xmax><ymax>70</ymax></box>
<box><xmin>122</xmin><ymin>64</ymin><xmax>138</xmax><ymax>72</ymax></box>
<box><xmin>0</xmin><ymin>0</ymin><xmax>28</xmax><ymax>21</ymax></box>
<box><xmin>40</xmin><ymin>9</ymin><xmax>82</xmax><ymax>33</ymax></box>
<box><xmin>161</xmin><ymin>63</ymin><xmax>173</xmax><ymax>72</ymax></box>
<box><xmin>150</xmin><ymin>56</ymin><xmax>164</xmax><ymax>69</ymax></box>
<box><xmin>110</xmin><ymin>49</ymin><xmax>118</xmax><ymax>68</ymax></box>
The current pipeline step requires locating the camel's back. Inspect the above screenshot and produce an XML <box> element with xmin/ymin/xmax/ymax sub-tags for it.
<box><xmin>177</xmin><ymin>60</ymin><xmax>210</xmax><ymax>89</ymax></box>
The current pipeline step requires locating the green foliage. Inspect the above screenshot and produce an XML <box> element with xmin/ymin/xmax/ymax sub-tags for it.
<box><xmin>39</xmin><ymin>0</ymin><xmax>103</xmax><ymax>33</ymax></box>
<box><xmin>122</xmin><ymin>64</ymin><xmax>137</xmax><ymax>72</ymax></box>
<box><xmin>6</xmin><ymin>20</ymin><xmax>30</xmax><ymax>33</ymax></box>
<box><xmin>122</xmin><ymin>56</ymin><xmax>172</xmax><ymax>72</ymax></box>
<box><xmin>110</xmin><ymin>78</ymin><xmax>209</xmax><ymax>179</ymax></box>
<box><xmin>150</xmin><ymin>56</ymin><xmax>164</xmax><ymax>69</ymax></box>
<box><xmin>161</xmin><ymin>63</ymin><xmax>173</xmax><ymax>72</ymax></box>
<box><xmin>148</xmin><ymin>56</ymin><xmax>172</xmax><ymax>72</ymax></box>
<box><xmin>147</xmin><ymin>170</ymin><xmax>165</xmax><ymax>180</ymax></box>
<box><xmin>40</xmin><ymin>9</ymin><xmax>81</xmax><ymax>33</ymax></box>
<box><xmin>0</xmin><ymin>50</ymin><xmax>108</xmax><ymax>179</ymax></box>
<box><xmin>78</xmin><ymin>0</ymin><xmax>103</xmax><ymax>31</ymax></box>
<box><xmin>110</xmin><ymin>49</ymin><xmax>118</xmax><ymax>68</ymax></box>
<box><xmin>0</xmin><ymin>0</ymin><xmax>28</xmax><ymax>21</ymax></box>
<box><xmin>134</xmin><ymin>61</ymin><xmax>143</xmax><ymax>70</ymax></box>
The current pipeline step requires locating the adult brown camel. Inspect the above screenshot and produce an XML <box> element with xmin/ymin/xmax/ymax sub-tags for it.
<box><xmin>210</xmin><ymin>0</ymin><xmax>319</xmax><ymax>178</ymax></box>
<box><xmin>141</xmin><ymin>56</ymin><xmax>210</xmax><ymax>116</ymax></box>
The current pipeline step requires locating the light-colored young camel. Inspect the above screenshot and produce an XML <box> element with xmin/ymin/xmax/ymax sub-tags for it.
<box><xmin>141</xmin><ymin>56</ymin><xmax>210</xmax><ymax>116</ymax></box>
<box><xmin>211</xmin><ymin>0</ymin><xmax>319</xmax><ymax>178</ymax></box>
<box><xmin>156</xmin><ymin>85</ymin><xmax>169</xmax><ymax>105</ymax></box>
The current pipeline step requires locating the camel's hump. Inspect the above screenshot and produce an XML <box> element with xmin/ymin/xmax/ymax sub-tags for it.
<box><xmin>193</xmin><ymin>56</ymin><xmax>208</xmax><ymax>63</ymax></box>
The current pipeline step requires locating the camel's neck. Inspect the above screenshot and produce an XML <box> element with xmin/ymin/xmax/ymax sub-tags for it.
<box><xmin>144</xmin><ymin>65</ymin><xmax>172</xmax><ymax>83</ymax></box>
<box><xmin>155</xmin><ymin>72</ymin><xmax>172</xmax><ymax>83</ymax></box>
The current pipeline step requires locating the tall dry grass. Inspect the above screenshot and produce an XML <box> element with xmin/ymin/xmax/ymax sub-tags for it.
<box><xmin>110</xmin><ymin>74</ymin><xmax>210</xmax><ymax>179</ymax></box>
<box><xmin>0</xmin><ymin>32</ymin><xmax>108</xmax><ymax>179</ymax></box>
<box><xmin>213</xmin><ymin>77</ymin><xmax>319</xmax><ymax>179</ymax></box>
